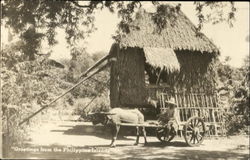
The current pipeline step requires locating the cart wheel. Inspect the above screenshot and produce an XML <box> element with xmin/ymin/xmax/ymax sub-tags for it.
<box><xmin>183</xmin><ymin>116</ymin><xmax>206</xmax><ymax>146</ymax></box>
<box><xmin>156</xmin><ymin>127</ymin><xmax>176</xmax><ymax>143</ymax></box>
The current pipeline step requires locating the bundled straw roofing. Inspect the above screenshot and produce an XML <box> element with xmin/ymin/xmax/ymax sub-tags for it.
<box><xmin>118</xmin><ymin>6</ymin><xmax>220</xmax><ymax>54</ymax></box>
<box><xmin>144</xmin><ymin>47</ymin><xmax>180</xmax><ymax>72</ymax></box>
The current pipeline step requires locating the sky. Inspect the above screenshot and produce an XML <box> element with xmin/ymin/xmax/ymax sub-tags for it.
<box><xmin>2</xmin><ymin>2</ymin><xmax>249</xmax><ymax>68</ymax></box>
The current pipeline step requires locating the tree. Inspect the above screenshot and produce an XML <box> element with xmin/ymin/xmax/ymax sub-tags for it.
<box><xmin>64</xmin><ymin>48</ymin><xmax>109</xmax><ymax>98</ymax></box>
<box><xmin>67</xmin><ymin>47</ymin><xmax>94</xmax><ymax>82</ymax></box>
<box><xmin>1</xmin><ymin>42</ymin><xmax>73</xmax><ymax>147</ymax></box>
<box><xmin>2</xmin><ymin>1</ymin><xmax>237</xmax><ymax>60</ymax></box>
<box><xmin>233</xmin><ymin>55</ymin><xmax>249</xmax><ymax>124</ymax></box>
<box><xmin>20</xmin><ymin>25</ymin><xmax>44</xmax><ymax>60</ymax></box>
<box><xmin>216</xmin><ymin>56</ymin><xmax>249</xmax><ymax>135</ymax></box>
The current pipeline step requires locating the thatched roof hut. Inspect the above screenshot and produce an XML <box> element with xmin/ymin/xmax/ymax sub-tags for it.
<box><xmin>119</xmin><ymin>9</ymin><xmax>219</xmax><ymax>54</ymax></box>
<box><xmin>109</xmin><ymin>5</ymin><xmax>220</xmax><ymax>108</ymax></box>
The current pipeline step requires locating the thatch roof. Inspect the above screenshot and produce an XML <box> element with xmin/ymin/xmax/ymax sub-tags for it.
<box><xmin>144</xmin><ymin>47</ymin><xmax>180</xmax><ymax>72</ymax></box>
<box><xmin>118</xmin><ymin>6</ymin><xmax>220</xmax><ymax>54</ymax></box>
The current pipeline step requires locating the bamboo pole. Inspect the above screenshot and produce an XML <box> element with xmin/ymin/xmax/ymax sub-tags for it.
<box><xmin>188</xmin><ymin>93</ymin><xmax>191</xmax><ymax>108</ymax></box>
<box><xmin>177</xmin><ymin>92</ymin><xmax>184</xmax><ymax>122</ymax></box>
<box><xmin>156</xmin><ymin>68</ymin><xmax>164</xmax><ymax>85</ymax></box>
<box><xmin>207</xmin><ymin>95</ymin><xmax>210</xmax><ymax>108</ymax></box>
<box><xmin>210</xmin><ymin>94</ymin><xmax>214</xmax><ymax>108</ymax></box>
<box><xmin>78</xmin><ymin>54</ymin><xmax>110</xmax><ymax>79</ymax></box>
<box><xmin>186</xmin><ymin>94</ymin><xmax>189</xmax><ymax>108</ymax></box>
<box><xmin>201</xmin><ymin>93</ymin><xmax>205</xmax><ymax>108</ymax></box>
<box><xmin>179</xmin><ymin>92</ymin><xmax>182</xmax><ymax>108</ymax></box>
<box><xmin>211</xmin><ymin>109</ymin><xmax>217</xmax><ymax>135</ymax></box>
<box><xmin>190</xmin><ymin>90</ymin><xmax>193</xmax><ymax>108</ymax></box>
<box><xmin>206</xmin><ymin>94</ymin><xmax>209</xmax><ymax>107</ymax></box>
<box><xmin>194</xmin><ymin>92</ymin><xmax>198</xmax><ymax>108</ymax></box>
<box><xmin>161</xmin><ymin>93</ymin><xmax>165</xmax><ymax>110</ymax></box>
<box><xmin>191</xmin><ymin>93</ymin><xmax>194</xmax><ymax>108</ymax></box>
<box><xmin>182</xmin><ymin>93</ymin><xmax>188</xmax><ymax>121</ymax></box>
<box><xmin>183</xmin><ymin>92</ymin><xmax>186</xmax><ymax>108</ymax></box>
<box><xmin>194</xmin><ymin>93</ymin><xmax>197</xmax><ymax>107</ymax></box>
<box><xmin>189</xmin><ymin>93</ymin><xmax>192</xmax><ymax>108</ymax></box>
<box><xmin>214</xmin><ymin>94</ymin><xmax>218</xmax><ymax>108</ymax></box>
<box><xmin>205</xmin><ymin>95</ymin><xmax>209</xmax><ymax>108</ymax></box>
<box><xmin>196</xmin><ymin>93</ymin><xmax>200</xmax><ymax>107</ymax></box>
<box><xmin>183</xmin><ymin>108</ymin><xmax>186</xmax><ymax>121</ymax></box>
<box><xmin>184</xmin><ymin>95</ymin><xmax>188</xmax><ymax>121</ymax></box>
<box><xmin>174</xmin><ymin>89</ymin><xmax>179</xmax><ymax>108</ymax></box>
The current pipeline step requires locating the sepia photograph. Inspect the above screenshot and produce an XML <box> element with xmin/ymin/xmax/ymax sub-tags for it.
<box><xmin>1</xmin><ymin>1</ymin><xmax>249</xmax><ymax>159</ymax></box>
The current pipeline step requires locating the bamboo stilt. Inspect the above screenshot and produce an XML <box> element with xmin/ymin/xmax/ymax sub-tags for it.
<box><xmin>183</xmin><ymin>93</ymin><xmax>186</xmax><ymax>108</ymax></box>
<box><xmin>194</xmin><ymin>93</ymin><xmax>198</xmax><ymax>108</ymax></box>
<box><xmin>209</xmin><ymin>95</ymin><xmax>213</xmax><ymax>108</ymax></box>
<box><xmin>205</xmin><ymin>95</ymin><xmax>209</xmax><ymax>108</ymax></box>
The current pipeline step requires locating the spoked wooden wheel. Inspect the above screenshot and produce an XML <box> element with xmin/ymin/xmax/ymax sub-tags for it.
<box><xmin>184</xmin><ymin>116</ymin><xmax>206</xmax><ymax>146</ymax></box>
<box><xmin>156</xmin><ymin>127</ymin><xmax>176</xmax><ymax>143</ymax></box>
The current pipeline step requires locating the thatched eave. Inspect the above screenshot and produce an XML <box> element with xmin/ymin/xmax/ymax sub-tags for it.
<box><xmin>144</xmin><ymin>47</ymin><xmax>180</xmax><ymax>72</ymax></box>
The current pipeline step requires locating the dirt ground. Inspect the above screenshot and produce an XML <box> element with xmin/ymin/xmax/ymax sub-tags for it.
<box><xmin>7</xmin><ymin>120</ymin><xmax>249</xmax><ymax>160</ymax></box>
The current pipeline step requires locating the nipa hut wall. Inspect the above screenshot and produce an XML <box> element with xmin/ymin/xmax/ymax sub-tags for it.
<box><xmin>109</xmin><ymin>44</ymin><xmax>120</xmax><ymax>108</ymax></box>
<box><xmin>110</xmin><ymin>46</ymin><xmax>147</xmax><ymax>108</ymax></box>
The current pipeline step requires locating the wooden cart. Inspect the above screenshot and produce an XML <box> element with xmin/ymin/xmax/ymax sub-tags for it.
<box><xmin>144</xmin><ymin>87</ymin><xmax>226</xmax><ymax>146</ymax></box>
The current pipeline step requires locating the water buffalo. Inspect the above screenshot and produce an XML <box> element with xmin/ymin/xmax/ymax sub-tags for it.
<box><xmin>89</xmin><ymin>108</ymin><xmax>147</xmax><ymax>147</ymax></box>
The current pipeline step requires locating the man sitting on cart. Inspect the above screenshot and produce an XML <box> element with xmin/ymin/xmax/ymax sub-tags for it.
<box><xmin>158</xmin><ymin>97</ymin><xmax>180</xmax><ymax>136</ymax></box>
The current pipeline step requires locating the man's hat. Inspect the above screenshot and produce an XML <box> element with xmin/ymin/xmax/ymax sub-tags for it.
<box><xmin>165</xmin><ymin>97</ymin><xmax>177</xmax><ymax>107</ymax></box>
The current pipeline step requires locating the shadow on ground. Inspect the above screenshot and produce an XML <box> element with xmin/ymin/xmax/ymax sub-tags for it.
<box><xmin>143</xmin><ymin>141</ymin><xmax>189</xmax><ymax>147</ymax></box>
<box><xmin>50</xmin><ymin>124</ymin><xmax>139</xmax><ymax>140</ymax></box>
